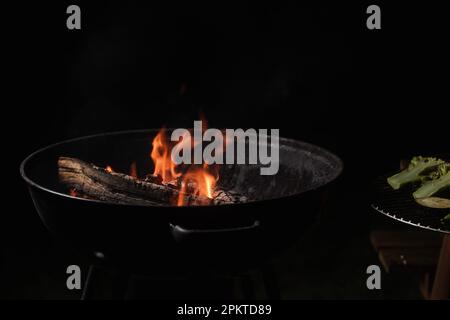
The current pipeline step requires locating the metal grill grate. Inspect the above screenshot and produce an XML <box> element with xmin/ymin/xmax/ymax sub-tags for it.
<box><xmin>371</xmin><ymin>175</ymin><xmax>450</xmax><ymax>234</ymax></box>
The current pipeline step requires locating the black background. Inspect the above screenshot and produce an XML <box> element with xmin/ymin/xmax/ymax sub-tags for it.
<box><xmin>2</xmin><ymin>1</ymin><xmax>449</xmax><ymax>299</ymax></box>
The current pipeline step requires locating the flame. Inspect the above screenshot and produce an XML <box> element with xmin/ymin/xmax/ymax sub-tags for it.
<box><xmin>150</xmin><ymin>123</ymin><xmax>219</xmax><ymax>206</ymax></box>
<box><xmin>177</xmin><ymin>167</ymin><xmax>217</xmax><ymax>206</ymax></box>
<box><xmin>150</xmin><ymin>129</ymin><xmax>181</xmax><ymax>183</ymax></box>
<box><xmin>106</xmin><ymin>165</ymin><xmax>113</xmax><ymax>173</ymax></box>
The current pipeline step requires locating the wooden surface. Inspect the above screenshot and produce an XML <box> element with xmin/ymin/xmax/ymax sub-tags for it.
<box><xmin>371</xmin><ymin>230</ymin><xmax>442</xmax><ymax>250</ymax></box>
<box><xmin>371</xmin><ymin>230</ymin><xmax>441</xmax><ymax>273</ymax></box>
<box><xmin>371</xmin><ymin>229</ymin><xmax>449</xmax><ymax>299</ymax></box>
<box><xmin>430</xmin><ymin>234</ymin><xmax>450</xmax><ymax>300</ymax></box>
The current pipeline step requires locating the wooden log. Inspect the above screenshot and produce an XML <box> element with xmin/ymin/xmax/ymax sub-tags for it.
<box><xmin>67</xmin><ymin>183</ymin><xmax>161</xmax><ymax>206</ymax></box>
<box><xmin>58</xmin><ymin>157</ymin><xmax>244</xmax><ymax>206</ymax></box>
<box><xmin>212</xmin><ymin>189</ymin><xmax>249</xmax><ymax>205</ymax></box>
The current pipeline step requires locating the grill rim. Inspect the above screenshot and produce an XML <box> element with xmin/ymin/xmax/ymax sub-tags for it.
<box><xmin>20</xmin><ymin>128</ymin><xmax>344</xmax><ymax>208</ymax></box>
<box><xmin>371</xmin><ymin>203</ymin><xmax>449</xmax><ymax>234</ymax></box>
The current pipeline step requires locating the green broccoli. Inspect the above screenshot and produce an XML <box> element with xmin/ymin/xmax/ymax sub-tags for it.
<box><xmin>413</xmin><ymin>163</ymin><xmax>450</xmax><ymax>199</ymax></box>
<box><xmin>387</xmin><ymin>156</ymin><xmax>445</xmax><ymax>190</ymax></box>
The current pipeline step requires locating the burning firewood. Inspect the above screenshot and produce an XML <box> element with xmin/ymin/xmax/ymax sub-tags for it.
<box><xmin>58</xmin><ymin>157</ymin><xmax>247</xmax><ymax>206</ymax></box>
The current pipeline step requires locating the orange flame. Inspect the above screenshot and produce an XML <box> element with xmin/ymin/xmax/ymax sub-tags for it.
<box><xmin>106</xmin><ymin>165</ymin><xmax>113</xmax><ymax>173</ymax></box>
<box><xmin>150</xmin><ymin>124</ymin><xmax>219</xmax><ymax>206</ymax></box>
<box><xmin>151</xmin><ymin>129</ymin><xmax>181</xmax><ymax>183</ymax></box>
<box><xmin>177</xmin><ymin>167</ymin><xmax>217</xmax><ymax>206</ymax></box>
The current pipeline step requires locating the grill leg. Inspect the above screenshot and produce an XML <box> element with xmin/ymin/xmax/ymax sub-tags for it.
<box><xmin>239</xmin><ymin>273</ymin><xmax>256</xmax><ymax>299</ymax></box>
<box><xmin>81</xmin><ymin>264</ymin><xmax>129</xmax><ymax>300</ymax></box>
<box><xmin>261</xmin><ymin>265</ymin><xmax>280</xmax><ymax>300</ymax></box>
<box><xmin>81</xmin><ymin>265</ymin><xmax>100</xmax><ymax>300</ymax></box>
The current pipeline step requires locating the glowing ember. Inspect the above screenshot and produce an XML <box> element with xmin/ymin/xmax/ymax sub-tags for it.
<box><xmin>106</xmin><ymin>165</ymin><xmax>114</xmax><ymax>173</ymax></box>
<box><xmin>69</xmin><ymin>188</ymin><xmax>78</xmax><ymax>197</ymax></box>
<box><xmin>130</xmin><ymin>162</ymin><xmax>138</xmax><ymax>178</ymax></box>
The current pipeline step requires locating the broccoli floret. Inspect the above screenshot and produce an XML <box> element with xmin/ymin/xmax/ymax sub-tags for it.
<box><xmin>387</xmin><ymin>156</ymin><xmax>445</xmax><ymax>190</ymax></box>
<box><xmin>413</xmin><ymin>164</ymin><xmax>450</xmax><ymax>199</ymax></box>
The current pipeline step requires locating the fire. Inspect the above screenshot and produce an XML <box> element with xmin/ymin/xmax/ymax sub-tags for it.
<box><xmin>106</xmin><ymin>165</ymin><xmax>113</xmax><ymax>173</ymax></box>
<box><xmin>150</xmin><ymin>127</ymin><xmax>218</xmax><ymax>206</ymax></box>
<box><xmin>150</xmin><ymin>129</ymin><xmax>181</xmax><ymax>183</ymax></box>
<box><xmin>177</xmin><ymin>167</ymin><xmax>217</xmax><ymax>206</ymax></box>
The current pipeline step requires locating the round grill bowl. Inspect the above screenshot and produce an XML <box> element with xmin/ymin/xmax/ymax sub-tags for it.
<box><xmin>21</xmin><ymin>129</ymin><xmax>343</xmax><ymax>268</ymax></box>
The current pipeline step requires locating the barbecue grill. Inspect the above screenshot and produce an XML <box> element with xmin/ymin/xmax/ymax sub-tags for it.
<box><xmin>371</xmin><ymin>165</ymin><xmax>450</xmax><ymax>300</ymax></box>
<box><xmin>20</xmin><ymin>129</ymin><xmax>343</xmax><ymax>268</ymax></box>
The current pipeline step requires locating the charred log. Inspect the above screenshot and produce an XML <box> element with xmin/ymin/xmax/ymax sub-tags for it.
<box><xmin>58</xmin><ymin>157</ymin><xmax>247</xmax><ymax>206</ymax></box>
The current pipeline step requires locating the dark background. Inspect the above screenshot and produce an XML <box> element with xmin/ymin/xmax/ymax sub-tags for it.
<box><xmin>2</xmin><ymin>1</ymin><xmax>448</xmax><ymax>299</ymax></box>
